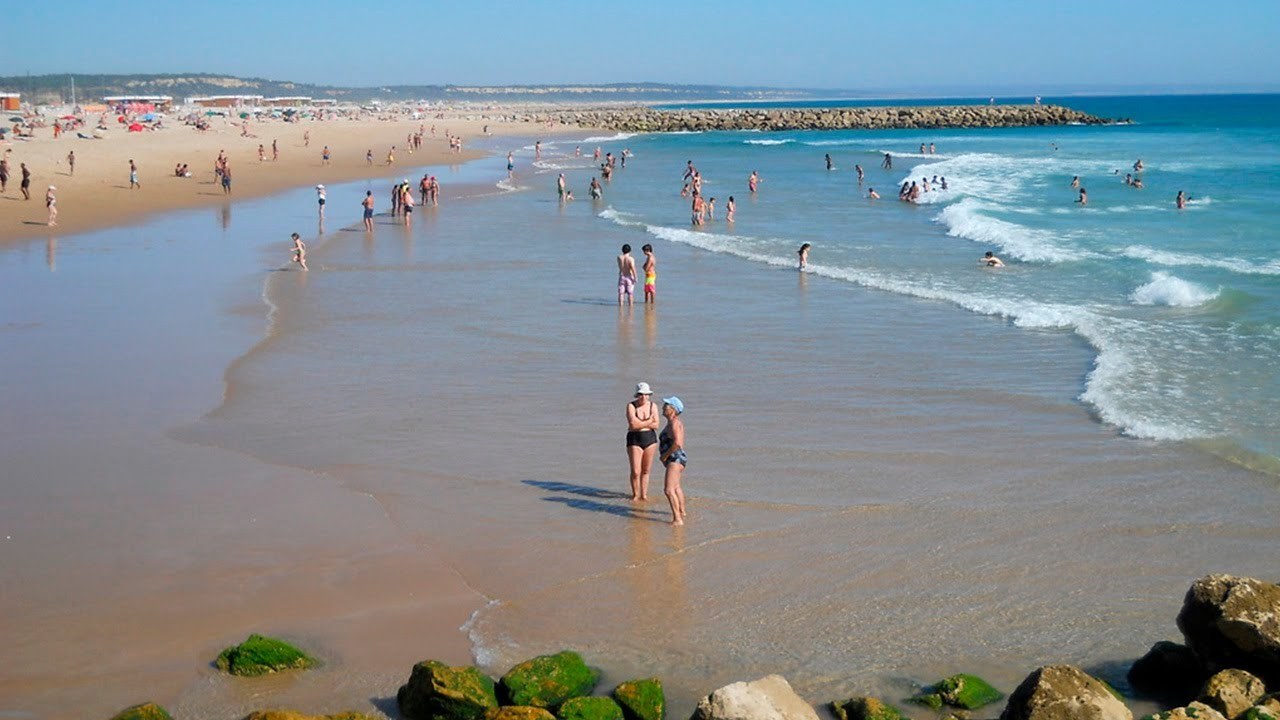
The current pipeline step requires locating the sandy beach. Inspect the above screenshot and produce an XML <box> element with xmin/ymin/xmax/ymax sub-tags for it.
<box><xmin>0</xmin><ymin>110</ymin><xmax>573</xmax><ymax>244</ymax></box>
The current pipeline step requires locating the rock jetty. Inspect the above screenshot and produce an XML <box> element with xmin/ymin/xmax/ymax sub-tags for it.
<box><xmin>537</xmin><ymin>104</ymin><xmax>1111</xmax><ymax>133</ymax></box>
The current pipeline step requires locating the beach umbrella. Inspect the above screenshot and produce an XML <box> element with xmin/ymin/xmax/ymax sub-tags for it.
<box><xmin>128</xmin><ymin>122</ymin><xmax>144</xmax><ymax>132</ymax></box>
<box><xmin>61</xmin><ymin>114</ymin><xmax>77</xmax><ymax>120</ymax></box>
<box><xmin>142</xmin><ymin>113</ymin><xmax>156</xmax><ymax>121</ymax></box>
<box><xmin>239</xmin><ymin>112</ymin><xmax>249</xmax><ymax>119</ymax></box>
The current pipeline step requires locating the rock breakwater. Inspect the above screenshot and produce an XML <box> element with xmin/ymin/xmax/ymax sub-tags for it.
<box><xmin>540</xmin><ymin>104</ymin><xmax>1113</xmax><ymax>132</ymax></box>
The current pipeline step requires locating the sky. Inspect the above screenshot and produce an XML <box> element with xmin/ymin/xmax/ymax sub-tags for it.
<box><xmin>7</xmin><ymin>0</ymin><xmax>1280</xmax><ymax>94</ymax></box>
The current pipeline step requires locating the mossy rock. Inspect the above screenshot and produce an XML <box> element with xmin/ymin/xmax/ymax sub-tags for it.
<box><xmin>1242</xmin><ymin>708</ymin><xmax>1278</xmax><ymax>720</ymax></box>
<box><xmin>241</xmin><ymin>712</ymin><xmax>379</xmax><ymax>720</ymax></box>
<box><xmin>109</xmin><ymin>702</ymin><xmax>174</xmax><ymax>720</ymax></box>
<box><xmin>910</xmin><ymin>674</ymin><xmax>1003</xmax><ymax>710</ymax></box>
<box><xmin>500</xmin><ymin>651</ymin><xmax>599</xmax><ymax>708</ymax></box>
<box><xmin>830</xmin><ymin>697</ymin><xmax>907</xmax><ymax>720</ymax></box>
<box><xmin>216</xmin><ymin>634</ymin><xmax>316</xmax><ymax>676</ymax></box>
<box><xmin>397</xmin><ymin>659</ymin><xmax>499</xmax><ymax>720</ymax></box>
<box><xmin>485</xmin><ymin>707</ymin><xmax>558</xmax><ymax>720</ymax></box>
<box><xmin>558</xmin><ymin>697</ymin><xmax>625</xmax><ymax>720</ymax></box>
<box><xmin>613</xmin><ymin>679</ymin><xmax>665</xmax><ymax>720</ymax></box>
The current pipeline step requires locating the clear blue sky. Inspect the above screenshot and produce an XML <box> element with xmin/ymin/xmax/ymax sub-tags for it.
<box><xmin>9</xmin><ymin>0</ymin><xmax>1280</xmax><ymax>93</ymax></box>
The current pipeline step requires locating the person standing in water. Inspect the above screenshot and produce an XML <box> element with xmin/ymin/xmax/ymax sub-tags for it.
<box><xmin>748</xmin><ymin>170</ymin><xmax>760</xmax><ymax>193</ymax></box>
<box><xmin>1076</xmin><ymin>187</ymin><xmax>1088</xmax><ymax>206</ymax></box>
<box><xmin>659</xmin><ymin>396</ymin><xmax>687</xmax><ymax>525</ymax></box>
<box><xmin>642</xmin><ymin>244</ymin><xmax>656</xmax><ymax>304</ymax></box>
<box><xmin>1176</xmin><ymin>190</ymin><xmax>1187</xmax><ymax>209</ymax></box>
<box><xmin>825</xmin><ymin>154</ymin><xmax>834</xmax><ymax>170</ymax></box>
<box><xmin>725</xmin><ymin>196</ymin><xmax>736</xmax><ymax>223</ymax></box>
<box><xmin>618</xmin><ymin>244</ymin><xmax>637</xmax><ymax>306</ymax></box>
<box><xmin>362</xmin><ymin>190</ymin><xmax>375</xmax><ymax>231</ymax></box>
<box><xmin>798</xmin><ymin>243</ymin><xmax>810</xmax><ymax>270</ymax></box>
<box><xmin>316</xmin><ymin>184</ymin><xmax>326</xmax><ymax>220</ymax></box>
<box><xmin>626</xmin><ymin>382</ymin><xmax>660</xmax><ymax>502</ymax></box>
<box><xmin>1070</xmin><ymin>176</ymin><xmax>1080</xmax><ymax>188</ymax></box>
<box><xmin>290</xmin><ymin>233</ymin><xmax>307</xmax><ymax>270</ymax></box>
<box><xmin>855</xmin><ymin>164</ymin><xmax>864</xmax><ymax>184</ymax></box>
<box><xmin>980</xmin><ymin>251</ymin><xmax>1004</xmax><ymax>267</ymax></box>
<box><xmin>45</xmin><ymin>185</ymin><xmax>57</xmax><ymax>226</ymax></box>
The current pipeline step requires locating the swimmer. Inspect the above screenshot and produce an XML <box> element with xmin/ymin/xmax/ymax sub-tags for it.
<box><xmin>940</xmin><ymin>177</ymin><xmax>948</xmax><ymax>190</ymax></box>
<box><xmin>825</xmin><ymin>154</ymin><xmax>834</xmax><ymax>170</ymax></box>
<box><xmin>1070</xmin><ymin>176</ymin><xmax>1080</xmax><ymax>188</ymax></box>
<box><xmin>1176</xmin><ymin>190</ymin><xmax>1186</xmax><ymax>209</ymax></box>
<box><xmin>726</xmin><ymin>196</ymin><xmax>736</xmax><ymax>223</ymax></box>
<box><xmin>706</xmin><ymin>197</ymin><xmax>716</xmax><ymax>220</ymax></box>
<box><xmin>1134</xmin><ymin>159</ymin><xmax>1144</xmax><ymax>173</ymax></box>
<box><xmin>979</xmin><ymin>251</ymin><xmax>1004</xmax><ymax>268</ymax></box>
<box><xmin>798</xmin><ymin>243</ymin><xmax>810</xmax><ymax>270</ymax></box>
<box><xmin>929</xmin><ymin>142</ymin><xmax>936</xmax><ymax>154</ymax></box>
<box><xmin>642</xmin><ymin>244</ymin><xmax>656</xmax><ymax>303</ymax></box>
<box><xmin>882</xmin><ymin>152</ymin><xmax>892</xmax><ymax>169</ymax></box>
<box><xmin>589</xmin><ymin>176</ymin><xmax>602</xmax><ymax>199</ymax></box>
<box><xmin>920</xmin><ymin>143</ymin><xmax>927</xmax><ymax>154</ymax></box>
<box><xmin>1076</xmin><ymin>187</ymin><xmax>1088</xmax><ymax>206</ymax></box>
<box><xmin>855</xmin><ymin>164</ymin><xmax>864</xmax><ymax>183</ymax></box>
<box><xmin>748</xmin><ymin>170</ymin><xmax>760</xmax><ymax>193</ymax></box>
<box><xmin>618</xmin><ymin>244</ymin><xmax>637</xmax><ymax>306</ymax></box>
<box><xmin>290</xmin><ymin>233</ymin><xmax>307</xmax><ymax>270</ymax></box>
<box><xmin>868</xmin><ymin>188</ymin><xmax>880</xmax><ymax>199</ymax></box>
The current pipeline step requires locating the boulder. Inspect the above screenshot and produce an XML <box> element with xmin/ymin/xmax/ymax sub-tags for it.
<box><xmin>240</xmin><ymin>707</ymin><xmax>376</xmax><ymax>712</ymax></box>
<box><xmin>911</xmin><ymin>674</ymin><xmax>1004</xmax><ymax>710</ymax></box>
<box><xmin>1177</xmin><ymin>575</ymin><xmax>1280</xmax><ymax>684</ymax></box>
<box><xmin>613</xmin><ymin>679</ymin><xmax>666</xmax><ymax>720</ymax></box>
<box><xmin>1259</xmin><ymin>694</ymin><xmax>1280</xmax><ymax>714</ymax></box>
<box><xmin>1000</xmin><ymin>665</ymin><xmax>1131</xmax><ymax>720</ymax></box>
<box><xmin>829</xmin><ymin>697</ymin><xmax>907</xmax><ymax>720</ymax></box>
<box><xmin>397</xmin><ymin>660</ymin><xmax>499</xmax><ymax>720</ymax></box>
<box><xmin>1141</xmin><ymin>702</ymin><xmax>1228</xmax><ymax>720</ymax></box>
<box><xmin>486</xmin><ymin>708</ymin><xmax>557</xmax><ymax>720</ymax></box>
<box><xmin>558</xmin><ymin>697</ymin><xmax>625</xmax><ymax>720</ymax></box>
<box><xmin>1242</xmin><ymin>709</ymin><xmax>1277</xmax><ymax>720</ymax></box>
<box><xmin>689</xmin><ymin>675</ymin><xmax>820</xmax><ymax>720</ymax></box>
<box><xmin>215</xmin><ymin>634</ymin><xmax>316</xmax><ymax>677</ymax></box>
<box><xmin>1198</xmin><ymin>670</ymin><xmax>1267</xmax><ymax>720</ymax></box>
<box><xmin>500</xmin><ymin>651</ymin><xmax>599</xmax><ymax>709</ymax></box>
<box><xmin>1128</xmin><ymin>641</ymin><xmax>1208</xmax><ymax>703</ymax></box>
<box><xmin>108</xmin><ymin>703</ymin><xmax>174</xmax><ymax>720</ymax></box>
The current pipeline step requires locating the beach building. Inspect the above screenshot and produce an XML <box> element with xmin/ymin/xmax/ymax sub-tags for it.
<box><xmin>187</xmin><ymin>95</ymin><xmax>264</xmax><ymax>109</ymax></box>
<box><xmin>0</xmin><ymin>92</ymin><xmax>20</xmax><ymax>111</ymax></box>
<box><xmin>262</xmin><ymin>96</ymin><xmax>312</xmax><ymax>108</ymax></box>
<box><xmin>312</xmin><ymin>99</ymin><xmax>338</xmax><ymax>107</ymax></box>
<box><xmin>102</xmin><ymin>95</ymin><xmax>173</xmax><ymax>111</ymax></box>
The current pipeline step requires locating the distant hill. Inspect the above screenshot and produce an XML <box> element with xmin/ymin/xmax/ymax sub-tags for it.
<box><xmin>0</xmin><ymin>73</ymin><xmax>845</xmax><ymax>105</ymax></box>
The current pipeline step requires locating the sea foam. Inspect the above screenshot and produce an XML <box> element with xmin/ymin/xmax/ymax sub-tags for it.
<box><xmin>1131</xmin><ymin>272</ymin><xmax>1220</xmax><ymax>307</ymax></box>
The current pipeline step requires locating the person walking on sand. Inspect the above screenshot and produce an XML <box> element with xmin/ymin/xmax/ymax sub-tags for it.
<box><xmin>659</xmin><ymin>396</ymin><xmax>687</xmax><ymax>525</ymax></box>
<box><xmin>366</xmin><ymin>149</ymin><xmax>373</xmax><ymax>166</ymax></box>
<box><xmin>322</xmin><ymin>145</ymin><xmax>331</xmax><ymax>165</ymax></box>
<box><xmin>316</xmin><ymin>184</ymin><xmax>326</xmax><ymax>220</ymax></box>
<box><xmin>258</xmin><ymin>144</ymin><xmax>266</xmax><ymax>162</ymax></box>
<box><xmin>272</xmin><ymin>139</ymin><xmax>279</xmax><ymax>161</ymax></box>
<box><xmin>626</xmin><ymin>382</ymin><xmax>660</xmax><ymax>502</ymax></box>
<box><xmin>66</xmin><ymin>151</ymin><xmax>75</xmax><ymax>177</ymax></box>
<box><xmin>129</xmin><ymin>160</ymin><xmax>140</xmax><ymax>190</ymax></box>
<box><xmin>642</xmin><ymin>244</ymin><xmax>656</xmax><ymax>304</ymax></box>
<box><xmin>362</xmin><ymin>190</ymin><xmax>375</xmax><ymax>231</ymax></box>
<box><xmin>45</xmin><ymin>185</ymin><xmax>57</xmax><ymax>226</ymax></box>
<box><xmin>618</xmin><ymin>243</ymin><xmax>637</xmax><ymax>306</ymax></box>
<box><xmin>798</xmin><ymin>243</ymin><xmax>810</xmax><ymax>270</ymax></box>
<box><xmin>20</xmin><ymin>162</ymin><xmax>32</xmax><ymax>200</ymax></box>
<box><xmin>290</xmin><ymin>233</ymin><xmax>307</xmax><ymax>271</ymax></box>
<box><xmin>0</xmin><ymin>157</ymin><xmax>9</xmax><ymax>193</ymax></box>
<box><xmin>304</xmin><ymin>130</ymin><xmax>310</xmax><ymax>147</ymax></box>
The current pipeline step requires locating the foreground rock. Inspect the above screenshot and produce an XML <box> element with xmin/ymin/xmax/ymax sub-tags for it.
<box><xmin>1198</xmin><ymin>669</ymin><xmax>1267</xmax><ymax>720</ymax></box>
<box><xmin>500</xmin><ymin>651</ymin><xmax>599</xmax><ymax>708</ymax></box>
<box><xmin>397</xmin><ymin>660</ymin><xmax>499</xmax><ymax>720</ymax></box>
<box><xmin>558</xmin><ymin>697</ymin><xmax>625</xmax><ymax>720</ymax></box>
<box><xmin>486</xmin><ymin>708</ymin><xmax>558</xmax><ymax>720</ymax></box>
<box><xmin>1000</xmin><ymin>665</ymin><xmax>1130</xmax><ymax>720</ymax></box>
<box><xmin>912</xmin><ymin>674</ymin><xmax>1004</xmax><ymax>710</ymax></box>
<box><xmin>240</xmin><ymin>707</ymin><xmax>376</xmax><ymax>712</ymax></box>
<box><xmin>1142</xmin><ymin>702</ymin><xmax>1228</xmax><ymax>720</ymax></box>
<box><xmin>613</xmin><ymin>679</ymin><xmax>666</xmax><ymax>720</ymax></box>
<box><xmin>108</xmin><ymin>703</ymin><xmax>173</xmax><ymax>720</ymax></box>
<box><xmin>1129</xmin><ymin>641</ymin><xmax>1209</xmax><ymax>704</ymax></box>
<box><xmin>1178</xmin><ymin>575</ymin><xmax>1280</xmax><ymax>685</ymax></box>
<box><xmin>533</xmin><ymin>105</ymin><xmax>1112</xmax><ymax>133</ymax></box>
<box><xmin>690</xmin><ymin>675</ymin><xmax>820</xmax><ymax>720</ymax></box>
<box><xmin>830</xmin><ymin>697</ymin><xmax>906</xmax><ymax>720</ymax></box>
<box><xmin>215</xmin><ymin>634</ymin><xmax>317</xmax><ymax>677</ymax></box>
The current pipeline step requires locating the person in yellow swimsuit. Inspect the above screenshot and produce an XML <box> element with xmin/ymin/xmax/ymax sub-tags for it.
<box><xmin>642</xmin><ymin>244</ymin><xmax>656</xmax><ymax>304</ymax></box>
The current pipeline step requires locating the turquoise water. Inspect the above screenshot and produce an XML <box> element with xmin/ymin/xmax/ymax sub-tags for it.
<box><xmin>583</xmin><ymin>95</ymin><xmax>1280</xmax><ymax>467</ymax></box>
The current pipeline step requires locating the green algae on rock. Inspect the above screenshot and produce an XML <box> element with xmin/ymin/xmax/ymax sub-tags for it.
<box><xmin>613</xmin><ymin>679</ymin><xmax>666</xmax><ymax>720</ymax></box>
<box><xmin>215</xmin><ymin>634</ymin><xmax>317</xmax><ymax>676</ymax></box>
<box><xmin>912</xmin><ymin>674</ymin><xmax>1004</xmax><ymax>710</ymax></box>
<box><xmin>830</xmin><ymin>697</ymin><xmax>907</xmax><ymax>720</ymax></box>
<box><xmin>397</xmin><ymin>660</ymin><xmax>500</xmax><ymax>720</ymax></box>
<box><xmin>240</xmin><ymin>711</ymin><xmax>379</xmax><ymax>720</ymax></box>
<box><xmin>108</xmin><ymin>702</ymin><xmax>174</xmax><ymax>720</ymax></box>
<box><xmin>500</xmin><ymin>651</ymin><xmax>599</xmax><ymax>708</ymax></box>
<box><xmin>557</xmin><ymin>696</ymin><xmax>625</xmax><ymax>720</ymax></box>
<box><xmin>485</xmin><ymin>707</ymin><xmax>558</xmax><ymax>720</ymax></box>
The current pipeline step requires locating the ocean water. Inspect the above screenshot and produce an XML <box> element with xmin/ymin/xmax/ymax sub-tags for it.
<box><xmin>596</xmin><ymin>94</ymin><xmax>1280</xmax><ymax>469</ymax></box>
<box><xmin>155</xmin><ymin>95</ymin><xmax>1280</xmax><ymax>716</ymax></box>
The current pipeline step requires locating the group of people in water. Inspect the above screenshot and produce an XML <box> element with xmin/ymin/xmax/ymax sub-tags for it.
<box><xmin>1072</xmin><ymin>159</ymin><xmax>1189</xmax><ymax>208</ymax></box>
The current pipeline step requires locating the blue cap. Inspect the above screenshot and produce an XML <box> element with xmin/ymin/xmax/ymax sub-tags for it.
<box><xmin>662</xmin><ymin>396</ymin><xmax>684</xmax><ymax>414</ymax></box>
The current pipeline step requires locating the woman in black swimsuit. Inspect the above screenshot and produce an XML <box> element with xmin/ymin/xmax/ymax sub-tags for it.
<box><xmin>626</xmin><ymin>382</ymin><xmax>659</xmax><ymax>501</ymax></box>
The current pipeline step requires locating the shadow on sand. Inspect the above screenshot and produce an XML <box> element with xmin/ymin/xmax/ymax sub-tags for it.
<box><xmin>522</xmin><ymin>479</ymin><xmax>666</xmax><ymax>522</ymax></box>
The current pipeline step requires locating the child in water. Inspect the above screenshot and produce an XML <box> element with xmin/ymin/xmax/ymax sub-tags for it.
<box><xmin>290</xmin><ymin>233</ymin><xmax>308</xmax><ymax>271</ymax></box>
<box><xmin>798</xmin><ymin>243</ymin><xmax>811</xmax><ymax>270</ymax></box>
